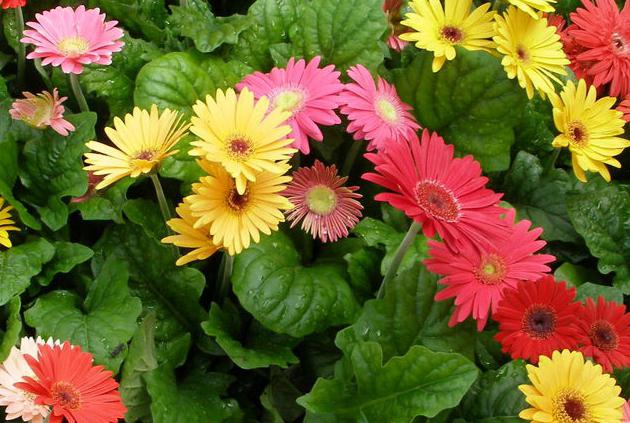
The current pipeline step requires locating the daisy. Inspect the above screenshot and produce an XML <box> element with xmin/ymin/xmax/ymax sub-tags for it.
<box><xmin>493</xmin><ymin>7</ymin><xmax>569</xmax><ymax>99</ymax></box>
<box><xmin>624</xmin><ymin>400</ymin><xmax>630</xmax><ymax>422</ymax></box>
<box><xmin>362</xmin><ymin>129</ymin><xmax>506</xmax><ymax>250</ymax></box>
<box><xmin>508</xmin><ymin>0</ymin><xmax>556</xmax><ymax>19</ymax></box>
<box><xmin>84</xmin><ymin>105</ymin><xmax>189</xmax><ymax>190</ymax></box>
<box><xmin>425</xmin><ymin>210</ymin><xmax>554</xmax><ymax>331</ymax></box>
<box><xmin>576</xmin><ymin>296</ymin><xmax>630</xmax><ymax>373</ymax></box>
<box><xmin>519</xmin><ymin>350</ymin><xmax>625</xmax><ymax>422</ymax></box>
<box><xmin>0</xmin><ymin>197</ymin><xmax>19</xmax><ymax>249</ymax></box>
<box><xmin>16</xmin><ymin>342</ymin><xmax>126</xmax><ymax>423</ymax></box>
<box><xmin>284</xmin><ymin>160</ymin><xmax>363</xmax><ymax>243</ymax></box>
<box><xmin>162</xmin><ymin>198</ymin><xmax>221</xmax><ymax>266</ymax></box>
<box><xmin>21</xmin><ymin>5</ymin><xmax>124</xmax><ymax>74</ymax></box>
<box><xmin>186</xmin><ymin>160</ymin><xmax>293</xmax><ymax>256</ymax></box>
<box><xmin>236</xmin><ymin>56</ymin><xmax>344</xmax><ymax>155</ymax></box>
<box><xmin>551</xmin><ymin>79</ymin><xmax>630</xmax><ymax>182</ymax></box>
<box><xmin>400</xmin><ymin>0</ymin><xmax>496</xmax><ymax>72</ymax></box>
<box><xmin>10</xmin><ymin>89</ymin><xmax>75</xmax><ymax>136</ymax></box>
<box><xmin>190</xmin><ymin>87</ymin><xmax>296</xmax><ymax>195</ymax></box>
<box><xmin>493</xmin><ymin>276</ymin><xmax>581</xmax><ymax>363</ymax></box>
<box><xmin>383</xmin><ymin>0</ymin><xmax>409</xmax><ymax>51</ymax></box>
<box><xmin>617</xmin><ymin>94</ymin><xmax>630</xmax><ymax>121</ymax></box>
<box><xmin>0</xmin><ymin>0</ymin><xmax>25</xmax><ymax>9</ymax></box>
<box><xmin>338</xmin><ymin>64</ymin><xmax>419</xmax><ymax>151</ymax></box>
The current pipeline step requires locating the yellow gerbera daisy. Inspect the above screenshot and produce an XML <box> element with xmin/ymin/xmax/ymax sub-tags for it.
<box><xmin>162</xmin><ymin>200</ymin><xmax>220</xmax><ymax>266</ymax></box>
<box><xmin>186</xmin><ymin>160</ymin><xmax>293</xmax><ymax>256</ymax></box>
<box><xmin>400</xmin><ymin>0</ymin><xmax>496</xmax><ymax>72</ymax></box>
<box><xmin>0</xmin><ymin>197</ymin><xmax>19</xmax><ymax>249</ymax></box>
<box><xmin>189</xmin><ymin>87</ymin><xmax>296</xmax><ymax>195</ymax></box>
<box><xmin>551</xmin><ymin>79</ymin><xmax>630</xmax><ymax>182</ymax></box>
<box><xmin>84</xmin><ymin>105</ymin><xmax>189</xmax><ymax>190</ymax></box>
<box><xmin>494</xmin><ymin>7</ymin><xmax>569</xmax><ymax>99</ymax></box>
<box><xmin>519</xmin><ymin>350</ymin><xmax>624</xmax><ymax>423</ymax></box>
<box><xmin>507</xmin><ymin>0</ymin><xmax>556</xmax><ymax>20</ymax></box>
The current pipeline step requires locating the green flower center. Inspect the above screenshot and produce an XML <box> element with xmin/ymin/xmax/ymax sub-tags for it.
<box><xmin>375</xmin><ymin>98</ymin><xmax>399</xmax><ymax>123</ymax></box>
<box><xmin>306</xmin><ymin>185</ymin><xmax>337</xmax><ymax>215</ymax></box>
<box><xmin>474</xmin><ymin>253</ymin><xmax>507</xmax><ymax>285</ymax></box>
<box><xmin>274</xmin><ymin>89</ymin><xmax>305</xmax><ymax>114</ymax></box>
<box><xmin>57</xmin><ymin>36</ymin><xmax>90</xmax><ymax>58</ymax></box>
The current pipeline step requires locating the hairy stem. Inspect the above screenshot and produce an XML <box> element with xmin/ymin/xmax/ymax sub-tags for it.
<box><xmin>69</xmin><ymin>73</ymin><xmax>89</xmax><ymax>113</ymax></box>
<box><xmin>376</xmin><ymin>221</ymin><xmax>422</xmax><ymax>299</ymax></box>
<box><xmin>16</xmin><ymin>7</ymin><xmax>26</xmax><ymax>89</ymax></box>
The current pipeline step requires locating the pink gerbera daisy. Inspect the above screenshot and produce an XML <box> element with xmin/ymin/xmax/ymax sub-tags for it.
<box><xmin>362</xmin><ymin>129</ymin><xmax>506</xmax><ymax>249</ymax></box>
<box><xmin>21</xmin><ymin>5</ymin><xmax>124</xmax><ymax>75</ymax></box>
<box><xmin>9</xmin><ymin>88</ymin><xmax>75</xmax><ymax>136</ymax></box>
<box><xmin>383</xmin><ymin>0</ymin><xmax>409</xmax><ymax>51</ymax></box>
<box><xmin>236</xmin><ymin>56</ymin><xmax>344</xmax><ymax>154</ymax></box>
<box><xmin>339</xmin><ymin>64</ymin><xmax>420</xmax><ymax>151</ymax></box>
<box><xmin>284</xmin><ymin>160</ymin><xmax>363</xmax><ymax>242</ymax></box>
<box><xmin>425</xmin><ymin>209</ymin><xmax>555</xmax><ymax>330</ymax></box>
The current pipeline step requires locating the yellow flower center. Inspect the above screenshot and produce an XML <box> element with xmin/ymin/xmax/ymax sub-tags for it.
<box><xmin>24</xmin><ymin>98</ymin><xmax>54</xmax><ymax>129</ymax></box>
<box><xmin>51</xmin><ymin>381</ymin><xmax>81</xmax><ymax>410</ymax></box>
<box><xmin>129</xmin><ymin>150</ymin><xmax>160</xmax><ymax>175</ymax></box>
<box><xmin>567</xmin><ymin>121</ymin><xmax>589</xmax><ymax>148</ymax></box>
<box><xmin>522</xmin><ymin>304</ymin><xmax>557</xmax><ymax>339</ymax></box>
<box><xmin>226</xmin><ymin>136</ymin><xmax>252</xmax><ymax>159</ymax></box>
<box><xmin>57</xmin><ymin>36</ymin><xmax>90</xmax><ymax>58</ymax></box>
<box><xmin>226</xmin><ymin>187</ymin><xmax>249</xmax><ymax>212</ymax></box>
<box><xmin>414</xmin><ymin>180</ymin><xmax>461</xmax><ymax>222</ymax></box>
<box><xmin>553</xmin><ymin>390</ymin><xmax>589</xmax><ymax>423</ymax></box>
<box><xmin>474</xmin><ymin>253</ymin><xmax>507</xmax><ymax>285</ymax></box>
<box><xmin>588</xmin><ymin>320</ymin><xmax>619</xmax><ymax>351</ymax></box>
<box><xmin>306</xmin><ymin>185</ymin><xmax>337</xmax><ymax>216</ymax></box>
<box><xmin>375</xmin><ymin>97</ymin><xmax>399</xmax><ymax>123</ymax></box>
<box><xmin>273</xmin><ymin>89</ymin><xmax>305</xmax><ymax>114</ymax></box>
<box><xmin>440</xmin><ymin>25</ymin><xmax>464</xmax><ymax>44</ymax></box>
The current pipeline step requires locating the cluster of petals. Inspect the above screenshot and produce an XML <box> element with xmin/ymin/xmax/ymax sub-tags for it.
<box><xmin>0</xmin><ymin>0</ymin><xmax>25</xmax><ymax>9</ymax></box>
<box><xmin>10</xmin><ymin>89</ymin><xmax>75</xmax><ymax>136</ymax></box>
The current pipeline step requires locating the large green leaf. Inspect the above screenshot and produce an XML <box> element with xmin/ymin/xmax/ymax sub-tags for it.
<box><xmin>35</xmin><ymin>242</ymin><xmax>94</xmax><ymax>286</ymax></box>
<box><xmin>232</xmin><ymin>231</ymin><xmax>360</xmax><ymax>338</ymax></box>
<box><xmin>24</xmin><ymin>257</ymin><xmax>142</xmax><ymax>373</ymax></box>
<box><xmin>134</xmin><ymin>51</ymin><xmax>252</xmax><ymax>118</ymax></box>
<box><xmin>19</xmin><ymin>113</ymin><xmax>95</xmax><ymax>230</ymax></box>
<box><xmin>87</xmin><ymin>0</ymin><xmax>167</xmax><ymax>42</ymax></box>
<box><xmin>0</xmin><ymin>297</ymin><xmax>22</xmax><ymax>362</ymax></box>
<box><xmin>575</xmin><ymin>282</ymin><xmax>624</xmax><ymax>304</ymax></box>
<box><xmin>70</xmin><ymin>178</ymin><xmax>134</xmax><ymax>224</ymax></box>
<box><xmin>298</xmin><ymin>343</ymin><xmax>478</xmax><ymax>422</ymax></box>
<box><xmin>393</xmin><ymin>49</ymin><xmax>527</xmax><ymax>171</ymax></box>
<box><xmin>201</xmin><ymin>302</ymin><xmax>299</xmax><ymax>369</ymax></box>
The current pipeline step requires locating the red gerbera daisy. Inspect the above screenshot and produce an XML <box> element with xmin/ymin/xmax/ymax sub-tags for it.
<box><xmin>362</xmin><ymin>129</ymin><xmax>506</xmax><ymax>249</ymax></box>
<box><xmin>493</xmin><ymin>276</ymin><xmax>581</xmax><ymax>363</ymax></box>
<box><xmin>284</xmin><ymin>160</ymin><xmax>363</xmax><ymax>242</ymax></box>
<box><xmin>567</xmin><ymin>0</ymin><xmax>630</xmax><ymax>97</ymax></box>
<box><xmin>425</xmin><ymin>210</ymin><xmax>555</xmax><ymax>331</ymax></box>
<box><xmin>618</xmin><ymin>95</ymin><xmax>630</xmax><ymax>121</ymax></box>
<box><xmin>0</xmin><ymin>0</ymin><xmax>26</xmax><ymax>9</ymax></box>
<box><xmin>576</xmin><ymin>296</ymin><xmax>630</xmax><ymax>372</ymax></box>
<box><xmin>15</xmin><ymin>342</ymin><xmax>127</xmax><ymax>423</ymax></box>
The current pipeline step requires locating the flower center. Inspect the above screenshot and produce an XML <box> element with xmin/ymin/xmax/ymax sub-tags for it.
<box><xmin>226</xmin><ymin>188</ymin><xmax>249</xmax><ymax>212</ymax></box>
<box><xmin>135</xmin><ymin>151</ymin><xmax>155</xmax><ymax>161</ymax></box>
<box><xmin>611</xmin><ymin>32</ymin><xmax>630</xmax><ymax>55</ymax></box>
<box><xmin>440</xmin><ymin>25</ymin><xmax>463</xmax><ymax>43</ymax></box>
<box><xmin>588</xmin><ymin>320</ymin><xmax>619</xmax><ymax>351</ymax></box>
<box><xmin>414</xmin><ymin>180</ymin><xmax>461</xmax><ymax>223</ymax></box>
<box><xmin>567</xmin><ymin>121</ymin><xmax>589</xmax><ymax>148</ymax></box>
<box><xmin>273</xmin><ymin>89</ymin><xmax>305</xmax><ymax>114</ymax></box>
<box><xmin>522</xmin><ymin>304</ymin><xmax>557</xmax><ymax>339</ymax></box>
<box><xmin>375</xmin><ymin>97</ymin><xmax>399</xmax><ymax>123</ymax></box>
<box><xmin>516</xmin><ymin>45</ymin><xmax>530</xmax><ymax>63</ymax></box>
<box><xmin>227</xmin><ymin>137</ymin><xmax>252</xmax><ymax>159</ymax></box>
<box><xmin>474</xmin><ymin>253</ymin><xmax>507</xmax><ymax>285</ymax></box>
<box><xmin>57</xmin><ymin>36</ymin><xmax>90</xmax><ymax>58</ymax></box>
<box><xmin>51</xmin><ymin>381</ymin><xmax>81</xmax><ymax>410</ymax></box>
<box><xmin>25</xmin><ymin>99</ymin><xmax>54</xmax><ymax>128</ymax></box>
<box><xmin>553</xmin><ymin>390</ymin><xmax>589</xmax><ymax>423</ymax></box>
<box><xmin>306</xmin><ymin>185</ymin><xmax>337</xmax><ymax>216</ymax></box>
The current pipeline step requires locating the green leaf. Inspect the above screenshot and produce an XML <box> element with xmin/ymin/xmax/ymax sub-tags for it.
<box><xmin>19</xmin><ymin>113</ymin><xmax>95</xmax><ymax>230</ymax></box>
<box><xmin>120</xmin><ymin>312</ymin><xmax>159</xmax><ymax>423</ymax></box>
<box><xmin>134</xmin><ymin>51</ymin><xmax>253</xmax><ymax>118</ymax></box>
<box><xmin>88</xmin><ymin>0</ymin><xmax>167</xmax><ymax>42</ymax></box>
<box><xmin>0</xmin><ymin>238</ymin><xmax>55</xmax><ymax>306</ymax></box>
<box><xmin>71</xmin><ymin>178</ymin><xmax>134</xmax><ymax>223</ymax></box>
<box><xmin>0</xmin><ymin>135</ymin><xmax>18</xmax><ymax>189</ymax></box>
<box><xmin>502</xmin><ymin>151</ymin><xmax>579</xmax><ymax>243</ymax></box>
<box><xmin>123</xmin><ymin>198</ymin><xmax>168</xmax><ymax>241</ymax></box>
<box><xmin>201</xmin><ymin>302</ymin><xmax>299</xmax><ymax>369</ymax></box>
<box><xmin>158</xmin><ymin>135</ymin><xmax>205</xmax><ymax>186</ymax></box>
<box><xmin>513</xmin><ymin>97</ymin><xmax>555</xmax><ymax>156</ymax></box>
<box><xmin>298</xmin><ymin>343</ymin><xmax>478</xmax><ymax>422</ymax></box>
<box><xmin>35</xmin><ymin>242</ymin><xmax>94</xmax><ymax>286</ymax></box>
<box><xmin>553</xmin><ymin>262</ymin><xmax>601</xmax><ymax>287</ymax></box>
<box><xmin>575</xmin><ymin>282</ymin><xmax>624</xmax><ymax>304</ymax></box>
<box><xmin>393</xmin><ymin>49</ymin><xmax>527</xmax><ymax>171</ymax></box>
<box><xmin>24</xmin><ymin>257</ymin><xmax>142</xmax><ymax>373</ymax></box>
<box><xmin>232</xmin><ymin>231</ymin><xmax>360</xmax><ymax>337</ymax></box>
<box><xmin>0</xmin><ymin>179</ymin><xmax>41</xmax><ymax>230</ymax></box>
<box><xmin>0</xmin><ymin>297</ymin><xmax>22</xmax><ymax>362</ymax></box>
<box><xmin>460</xmin><ymin>360</ymin><xmax>528</xmax><ymax>422</ymax></box>
<box><xmin>567</xmin><ymin>182</ymin><xmax>630</xmax><ymax>293</ymax></box>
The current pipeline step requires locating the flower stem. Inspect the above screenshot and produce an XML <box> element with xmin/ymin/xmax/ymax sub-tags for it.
<box><xmin>69</xmin><ymin>73</ymin><xmax>89</xmax><ymax>113</ymax></box>
<box><xmin>15</xmin><ymin>7</ymin><xmax>26</xmax><ymax>89</ymax></box>
<box><xmin>376</xmin><ymin>221</ymin><xmax>422</xmax><ymax>299</ymax></box>
<box><xmin>179</xmin><ymin>0</ymin><xmax>188</xmax><ymax>6</ymax></box>
<box><xmin>341</xmin><ymin>141</ymin><xmax>362</xmax><ymax>176</ymax></box>
<box><xmin>217</xmin><ymin>253</ymin><xmax>234</xmax><ymax>300</ymax></box>
<box><xmin>150</xmin><ymin>174</ymin><xmax>172</xmax><ymax>222</ymax></box>
<box><xmin>34</xmin><ymin>58</ymin><xmax>53</xmax><ymax>92</ymax></box>
<box><xmin>543</xmin><ymin>148</ymin><xmax>561</xmax><ymax>175</ymax></box>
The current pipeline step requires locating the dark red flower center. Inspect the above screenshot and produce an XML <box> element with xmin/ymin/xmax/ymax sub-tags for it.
<box><xmin>522</xmin><ymin>304</ymin><xmax>557</xmax><ymax>339</ymax></box>
<box><xmin>474</xmin><ymin>253</ymin><xmax>507</xmax><ymax>285</ymax></box>
<box><xmin>553</xmin><ymin>390</ymin><xmax>589</xmax><ymax>422</ymax></box>
<box><xmin>516</xmin><ymin>45</ymin><xmax>529</xmax><ymax>62</ymax></box>
<box><xmin>227</xmin><ymin>138</ymin><xmax>251</xmax><ymax>158</ymax></box>
<box><xmin>440</xmin><ymin>26</ymin><xmax>463</xmax><ymax>43</ymax></box>
<box><xmin>588</xmin><ymin>320</ymin><xmax>619</xmax><ymax>351</ymax></box>
<box><xmin>563</xmin><ymin>397</ymin><xmax>586</xmax><ymax>421</ymax></box>
<box><xmin>135</xmin><ymin>150</ymin><xmax>155</xmax><ymax>161</ymax></box>
<box><xmin>414</xmin><ymin>180</ymin><xmax>461</xmax><ymax>223</ymax></box>
<box><xmin>611</xmin><ymin>32</ymin><xmax>630</xmax><ymax>55</ymax></box>
<box><xmin>567</xmin><ymin>121</ymin><xmax>588</xmax><ymax>147</ymax></box>
<box><xmin>226</xmin><ymin>188</ymin><xmax>249</xmax><ymax>212</ymax></box>
<box><xmin>51</xmin><ymin>381</ymin><xmax>81</xmax><ymax>410</ymax></box>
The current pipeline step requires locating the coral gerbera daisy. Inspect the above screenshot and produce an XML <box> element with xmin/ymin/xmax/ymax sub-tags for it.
<box><xmin>284</xmin><ymin>160</ymin><xmax>363</xmax><ymax>243</ymax></box>
<box><xmin>162</xmin><ymin>198</ymin><xmax>221</xmax><ymax>266</ymax></box>
<box><xmin>0</xmin><ymin>197</ymin><xmax>19</xmax><ymax>249</ymax></box>
<box><xmin>508</xmin><ymin>0</ymin><xmax>556</xmax><ymax>20</ymax></box>
<box><xmin>0</xmin><ymin>337</ymin><xmax>59</xmax><ymax>423</ymax></box>
<box><xmin>576</xmin><ymin>296</ymin><xmax>630</xmax><ymax>373</ymax></box>
<box><xmin>493</xmin><ymin>276</ymin><xmax>581</xmax><ymax>363</ymax></box>
<box><xmin>186</xmin><ymin>160</ymin><xmax>293</xmax><ymax>256</ymax></box>
<box><xmin>493</xmin><ymin>7</ymin><xmax>569</xmax><ymax>99</ymax></box>
<box><xmin>236</xmin><ymin>56</ymin><xmax>344</xmax><ymax>155</ymax></box>
<box><xmin>190</xmin><ymin>87</ymin><xmax>296</xmax><ymax>195</ymax></box>
<box><xmin>624</xmin><ymin>400</ymin><xmax>630</xmax><ymax>422</ymax></box>
<box><xmin>425</xmin><ymin>210</ymin><xmax>554</xmax><ymax>331</ymax></box>
<box><xmin>550</xmin><ymin>79</ymin><xmax>630</xmax><ymax>182</ymax></box>
<box><xmin>519</xmin><ymin>350</ymin><xmax>625</xmax><ymax>422</ymax></box>
<box><xmin>568</xmin><ymin>0</ymin><xmax>630</xmax><ymax>97</ymax></box>
<box><xmin>338</xmin><ymin>64</ymin><xmax>419</xmax><ymax>151</ymax></box>
<box><xmin>10</xmin><ymin>88</ymin><xmax>75</xmax><ymax>136</ymax></box>
<box><xmin>0</xmin><ymin>0</ymin><xmax>26</xmax><ymax>9</ymax></box>
<box><xmin>362</xmin><ymin>129</ymin><xmax>506</xmax><ymax>249</ymax></box>
<box><xmin>617</xmin><ymin>94</ymin><xmax>630</xmax><ymax>122</ymax></box>
<box><xmin>400</xmin><ymin>0</ymin><xmax>496</xmax><ymax>72</ymax></box>
<box><xmin>384</xmin><ymin>0</ymin><xmax>410</xmax><ymax>51</ymax></box>
<box><xmin>15</xmin><ymin>342</ymin><xmax>126</xmax><ymax>423</ymax></box>
<box><xmin>84</xmin><ymin>105</ymin><xmax>189</xmax><ymax>190</ymax></box>
<box><xmin>21</xmin><ymin>5</ymin><xmax>124</xmax><ymax>74</ymax></box>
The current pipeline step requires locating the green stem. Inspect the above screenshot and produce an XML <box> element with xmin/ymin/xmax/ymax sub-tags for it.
<box><xmin>16</xmin><ymin>7</ymin><xmax>25</xmax><ymax>89</ymax></box>
<box><xmin>34</xmin><ymin>58</ymin><xmax>54</xmax><ymax>92</ymax></box>
<box><xmin>218</xmin><ymin>254</ymin><xmax>234</xmax><ymax>300</ymax></box>
<box><xmin>341</xmin><ymin>141</ymin><xmax>362</xmax><ymax>176</ymax></box>
<box><xmin>543</xmin><ymin>148</ymin><xmax>561</xmax><ymax>175</ymax></box>
<box><xmin>69</xmin><ymin>73</ymin><xmax>89</xmax><ymax>112</ymax></box>
<box><xmin>179</xmin><ymin>0</ymin><xmax>188</xmax><ymax>6</ymax></box>
<box><xmin>150</xmin><ymin>174</ymin><xmax>172</xmax><ymax>222</ymax></box>
<box><xmin>376</xmin><ymin>222</ymin><xmax>422</xmax><ymax>299</ymax></box>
